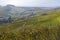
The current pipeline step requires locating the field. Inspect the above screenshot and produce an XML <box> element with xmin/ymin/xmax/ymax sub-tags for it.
<box><xmin>0</xmin><ymin>11</ymin><xmax>60</xmax><ymax>40</ymax></box>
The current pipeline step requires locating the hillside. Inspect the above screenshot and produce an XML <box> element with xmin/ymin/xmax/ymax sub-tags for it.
<box><xmin>0</xmin><ymin>5</ymin><xmax>55</xmax><ymax>19</ymax></box>
<box><xmin>0</xmin><ymin>5</ymin><xmax>59</xmax><ymax>25</ymax></box>
<box><xmin>0</xmin><ymin>11</ymin><xmax>60</xmax><ymax>40</ymax></box>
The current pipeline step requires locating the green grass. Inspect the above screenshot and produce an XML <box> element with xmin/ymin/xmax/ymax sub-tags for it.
<box><xmin>0</xmin><ymin>12</ymin><xmax>60</xmax><ymax>40</ymax></box>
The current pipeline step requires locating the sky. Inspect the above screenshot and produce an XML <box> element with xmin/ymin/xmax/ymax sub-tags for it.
<box><xmin>0</xmin><ymin>0</ymin><xmax>60</xmax><ymax>7</ymax></box>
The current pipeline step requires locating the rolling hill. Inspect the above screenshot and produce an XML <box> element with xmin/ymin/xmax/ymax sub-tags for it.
<box><xmin>0</xmin><ymin>5</ymin><xmax>55</xmax><ymax>19</ymax></box>
<box><xmin>0</xmin><ymin>5</ymin><xmax>60</xmax><ymax>40</ymax></box>
<box><xmin>0</xmin><ymin>10</ymin><xmax>60</xmax><ymax>40</ymax></box>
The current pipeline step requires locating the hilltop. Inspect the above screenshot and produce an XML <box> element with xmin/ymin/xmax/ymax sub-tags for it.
<box><xmin>0</xmin><ymin>5</ymin><xmax>55</xmax><ymax>18</ymax></box>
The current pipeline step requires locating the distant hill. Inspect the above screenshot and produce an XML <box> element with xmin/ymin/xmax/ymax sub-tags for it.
<box><xmin>0</xmin><ymin>5</ymin><xmax>55</xmax><ymax>19</ymax></box>
<box><xmin>0</xmin><ymin>5</ymin><xmax>60</xmax><ymax>24</ymax></box>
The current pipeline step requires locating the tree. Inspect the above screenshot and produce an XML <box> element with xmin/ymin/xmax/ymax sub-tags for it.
<box><xmin>8</xmin><ymin>16</ymin><xmax>13</xmax><ymax>23</ymax></box>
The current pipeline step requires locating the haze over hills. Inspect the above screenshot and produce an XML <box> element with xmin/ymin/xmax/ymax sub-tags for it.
<box><xmin>0</xmin><ymin>4</ymin><xmax>59</xmax><ymax>24</ymax></box>
<box><xmin>0</xmin><ymin>5</ymin><xmax>56</xmax><ymax>18</ymax></box>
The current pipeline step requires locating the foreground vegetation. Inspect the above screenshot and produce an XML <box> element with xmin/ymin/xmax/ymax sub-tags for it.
<box><xmin>0</xmin><ymin>11</ymin><xmax>60</xmax><ymax>40</ymax></box>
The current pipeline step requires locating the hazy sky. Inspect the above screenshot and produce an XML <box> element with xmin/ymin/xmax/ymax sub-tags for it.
<box><xmin>0</xmin><ymin>0</ymin><xmax>60</xmax><ymax>7</ymax></box>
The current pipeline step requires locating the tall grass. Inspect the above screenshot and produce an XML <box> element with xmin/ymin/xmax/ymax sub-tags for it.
<box><xmin>0</xmin><ymin>12</ymin><xmax>60</xmax><ymax>40</ymax></box>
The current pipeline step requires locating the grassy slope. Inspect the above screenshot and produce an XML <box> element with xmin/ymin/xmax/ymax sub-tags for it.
<box><xmin>0</xmin><ymin>11</ymin><xmax>60</xmax><ymax>40</ymax></box>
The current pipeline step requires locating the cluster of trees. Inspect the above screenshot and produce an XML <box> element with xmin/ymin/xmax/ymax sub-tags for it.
<box><xmin>0</xmin><ymin>16</ymin><xmax>13</xmax><ymax>24</ymax></box>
